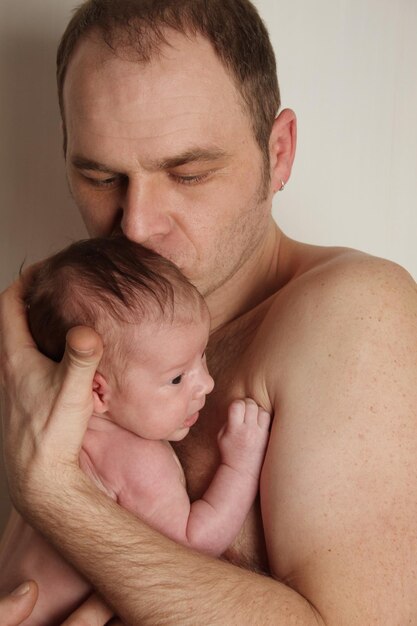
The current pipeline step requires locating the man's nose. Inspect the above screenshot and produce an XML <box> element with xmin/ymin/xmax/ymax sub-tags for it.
<box><xmin>120</xmin><ymin>177</ymin><xmax>172</xmax><ymax>243</ymax></box>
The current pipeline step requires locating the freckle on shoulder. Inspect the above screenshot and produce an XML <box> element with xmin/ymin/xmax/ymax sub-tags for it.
<box><xmin>274</xmin><ymin>249</ymin><xmax>416</xmax><ymax>321</ymax></box>
<box><xmin>256</xmin><ymin>249</ymin><xmax>417</xmax><ymax>374</ymax></box>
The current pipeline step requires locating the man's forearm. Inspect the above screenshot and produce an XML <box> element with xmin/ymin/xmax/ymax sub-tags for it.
<box><xmin>26</xmin><ymin>471</ymin><xmax>323</xmax><ymax>626</ymax></box>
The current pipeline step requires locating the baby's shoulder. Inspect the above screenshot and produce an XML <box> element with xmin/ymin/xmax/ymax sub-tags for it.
<box><xmin>83</xmin><ymin>423</ymin><xmax>176</xmax><ymax>472</ymax></box>
<box><xmin>82</xmin><ymin>426</ymin><xmax>185</xmax><ymax>499</ymax></box>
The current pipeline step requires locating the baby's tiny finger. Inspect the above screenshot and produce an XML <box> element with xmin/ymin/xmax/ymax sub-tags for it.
<box><xmin>228</xmin><ymin>399</ymin><xmax>246</xmax><ymax>428</ymax></box>
<box><xmin>258</xmin><ymin>408</ymin><xmax>271</xmax><ymax>430</ymax></box>
<box><xmin>242</xmin><ymin>398</ymin><xmax>259</xmax><ymax>425</ymax></box>
<box><xmin>217</xmin><ymin>423</ymin><xmax>226</xmax><ymax>441</ymax></box>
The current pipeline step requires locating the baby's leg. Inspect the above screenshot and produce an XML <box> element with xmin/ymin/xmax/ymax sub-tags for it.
<box><xmin>0</xmin><ymin>509</ymin><xmax>90</xmax><ymax>626</ymax></box>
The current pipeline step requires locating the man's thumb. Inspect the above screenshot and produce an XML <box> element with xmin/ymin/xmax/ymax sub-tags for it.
<box><xmin>66</xmin><ymin>326</ymin><xmax>103</xmax><ymax>368</ymax></box>
<box><xmin>58</xmin><ymin>326</ymin><xmax>103</xmax><ymax>404</ymax></box>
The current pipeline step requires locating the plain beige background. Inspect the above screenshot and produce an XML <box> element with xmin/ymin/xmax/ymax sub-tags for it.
<box><xmin>1</xmin><ymin>1</ymin><xmax>416</xmax><ymax>532</ymax></box>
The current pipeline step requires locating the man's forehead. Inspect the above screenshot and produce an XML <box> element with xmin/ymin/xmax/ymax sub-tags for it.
<box><xmin>65</xmin><ymin>28</ymin><xmax>236</xmax><ymax>94</ymax></box>
<box><xmin>63</xmin><ymin>29</ymin><xmax>244</xmax><ymax>124</ymax></box>
<box><xmin>62</xmin><ymin>32</ymin><xmax>252</xmax><ymax>169</ymax></box>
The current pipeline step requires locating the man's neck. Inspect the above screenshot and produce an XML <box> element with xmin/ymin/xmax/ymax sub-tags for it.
<box><xmin>206</xmin><ymin>222</ymin><xmax>287</xmax><ymax>331</ymax></box>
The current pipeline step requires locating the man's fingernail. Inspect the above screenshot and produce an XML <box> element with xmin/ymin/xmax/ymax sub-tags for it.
<box><xmin>73</xmin><ymin>348</ymin><xmax>95</xmax><ymax>356</ymax></box>
<box><xmin>12</xmin><ymin>582</ymin><xmax>30</xmax><ymax>596</ymax></box>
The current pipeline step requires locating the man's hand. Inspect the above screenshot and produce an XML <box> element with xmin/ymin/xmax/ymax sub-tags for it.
<box><xmin>0</xmin><ymin>271</ymin><xmax>103</xmax><ymax>517</ymax></box>
<box><xmin>0</xmin><ymin>586</ymin><xmax>122</xmax><ymax>626</ymax></box>
<box><xmin>0</xmin><ymin>581</ymin><xmax>38</xmax><ymax>626</ymax></box>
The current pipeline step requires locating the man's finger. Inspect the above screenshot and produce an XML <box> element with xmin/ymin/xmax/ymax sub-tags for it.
<box><xmin>0</xmin><ymin>581</ymin><xmax>38</xmax><ymax>626</ymax></box>
<box><xmin>59</xmin><ymin>325</ymin><xmax>103</xmax><ymax>390</ymax></box>
<box><xmin>60</xmin><ymin>593</ymin><xmax>114</xmax><ymax>626</ymax></box>
<box><xmin>54</xmin><ymin>326</ymin><xmax>104</xmax><ymax>435</ymax></box>
<box><xmin>0</xmin><ymin>278</ymin><xmax>36</xmax><ymax>358</ymax></box>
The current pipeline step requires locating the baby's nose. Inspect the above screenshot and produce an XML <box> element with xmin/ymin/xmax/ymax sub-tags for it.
<box><xmin>195</xmin><ymin>369</ymin><xmax>214</xmax><ymax>397</ymax></box>
<box><xmin>204</xmin><ymin>372</ymin><xmax>215</xmax><ymax>394</ymax></box>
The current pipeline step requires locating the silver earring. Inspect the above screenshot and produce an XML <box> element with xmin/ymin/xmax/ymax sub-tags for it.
<box><xmin>279</xmin><ymin>180</ymin><xmax>285</xmax><ymax>191</ymax></box>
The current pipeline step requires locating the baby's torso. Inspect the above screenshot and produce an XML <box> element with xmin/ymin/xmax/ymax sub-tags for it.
<box><xmin>81</xmin><ymin>417</ymin><xmax>186</xmax><ymax>514</ymax></box>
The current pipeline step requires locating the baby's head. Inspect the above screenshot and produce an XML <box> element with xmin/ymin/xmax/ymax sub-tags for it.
<box><xmin>25</xmin><ymin>235</ymin><xmax>214</xmax><ymax>441</ymax></box>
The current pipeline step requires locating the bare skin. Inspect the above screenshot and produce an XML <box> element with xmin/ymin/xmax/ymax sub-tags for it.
<box><xmin>2</xmin><ymin>30</ymin><xmax>417</xmax><ymax>625</ymax></box>
<box><xmin>0</xmin><ymin>583</ymin><xmax>38</xmax><ymax>626</ymax></box>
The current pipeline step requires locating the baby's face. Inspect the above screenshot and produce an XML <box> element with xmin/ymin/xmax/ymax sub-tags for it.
<box><xmin>108</xmin><ymin>309</ymin><xmax>214</xmax><ymax>441</ymax></box>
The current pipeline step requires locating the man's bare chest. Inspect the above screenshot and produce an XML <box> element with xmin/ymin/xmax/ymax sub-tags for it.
<box><xmin>173</xmin><ymin>314</ymin><xmax>271</xmax><ymax>574</ymax></box>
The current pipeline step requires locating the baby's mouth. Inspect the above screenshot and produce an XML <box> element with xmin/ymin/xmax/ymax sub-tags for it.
<box><xmin>183</xmin><ymin>411</ymin><xmax>200</xmax><ymax>428</ymax></box>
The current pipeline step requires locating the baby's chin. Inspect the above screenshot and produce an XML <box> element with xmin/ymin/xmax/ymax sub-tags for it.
<box><xmin>167</xmin><ymin>427</ymin><xmax>190</xmax><ymax>442</ymax></box>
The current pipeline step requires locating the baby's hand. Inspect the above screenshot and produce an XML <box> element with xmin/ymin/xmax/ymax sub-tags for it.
<box><xmin>217</xmin><ymin>398</ymin><xmax>271</xmax><ymax>479</ymax></box>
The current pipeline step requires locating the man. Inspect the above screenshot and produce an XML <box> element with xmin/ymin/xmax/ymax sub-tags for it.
<box><xmin>1</xmin><ymin>0</ymin><xmax>417</xmax><ymax>624</ymax></box>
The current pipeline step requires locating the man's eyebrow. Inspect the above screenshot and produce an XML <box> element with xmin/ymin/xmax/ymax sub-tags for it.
<box><xmin>71</xmin><ymin>157</ymin><xmax>116</xmax><ymax>173</ymax></box>
<box><xmin>156</xmin><ymin>147</ymin><xmax>229</xmax><ymax>169</ymax></box>
<box><xmin>71</xmin><ymin>147</ymin><xmax>229</xmax><ymax>174</ymax></box>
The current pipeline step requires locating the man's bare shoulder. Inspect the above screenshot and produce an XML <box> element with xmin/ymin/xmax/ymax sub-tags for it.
<box><xmin>258</xmin><ymin>248</ymin><xmax>417</xmax><ymax>623</ymax></box>
<box><xmin>259</xmin><ymin>247</ymin><xmax>416</xmax><ymax>381</ymax></box>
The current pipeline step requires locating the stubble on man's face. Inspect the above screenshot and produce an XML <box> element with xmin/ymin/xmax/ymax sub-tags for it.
<box><xmin>63</xmin><ymin>31</ymin><xmax>275</xmax><ymax>299</ymax></box>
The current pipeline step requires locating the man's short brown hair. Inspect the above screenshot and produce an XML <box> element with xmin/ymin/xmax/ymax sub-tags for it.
<box><xmin>57</xmin><ymin>0</ymin><xmax>280</xmax><ymax>161</ymax></box>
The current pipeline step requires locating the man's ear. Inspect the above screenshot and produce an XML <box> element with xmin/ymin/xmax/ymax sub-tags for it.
<box><xmin>268</xmin><ymin>108</ymin><xmax>297</xmax><ymax>193</ymax></box>
<box><xmin>93</xmin><ymin>372</ymin><xmax>111</xmax><ymax>414</ymax></box>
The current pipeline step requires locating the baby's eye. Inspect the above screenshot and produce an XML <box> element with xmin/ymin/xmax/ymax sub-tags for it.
<box><xmin>171</xmin><ymin>374</ymin><xmax>183</xmax><ymax>385</ymax></box>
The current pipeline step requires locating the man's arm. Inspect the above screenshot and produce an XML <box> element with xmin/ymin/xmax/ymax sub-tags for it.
<box><xmin>29</xmin><ymin>469</ymin><xmax>325</xmax><ymax>625</ymax></box>
<box><xmin>260</xmin><ymin>254</ymin><xmax>417</xmax><ymax>624</ymax></box>
<box><xmin>0</xmin><ymin>277</ymin><xmax>323</xmax><ymax>625</ymax></box>
<box><xmin>4</xmin><ymin>255</ymin><xmax>417</xmax><ymax>625</ymax></box>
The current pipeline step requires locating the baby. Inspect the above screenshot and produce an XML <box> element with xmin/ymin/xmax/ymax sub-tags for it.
<box><xmin>0</xmin><ymin>235</ymin><xmax>270</xmax><ymax>625</ymax></box>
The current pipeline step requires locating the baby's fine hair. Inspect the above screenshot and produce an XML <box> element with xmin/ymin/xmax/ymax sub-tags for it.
<box><xmin>25</xmin><ymin>235</ymin><xmax>205</xmax><ymax>364</ymax></box>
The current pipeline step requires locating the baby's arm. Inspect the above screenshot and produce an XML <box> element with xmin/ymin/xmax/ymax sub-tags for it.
<box><xmin>116</xmin><ymin>399</ymin><xmax>270</xmax><ymax>557</ymax></box>
<box><xmin>186</xmin><ymin>398</ymin><xmax>270</xmax><ymax>555</ymax></box>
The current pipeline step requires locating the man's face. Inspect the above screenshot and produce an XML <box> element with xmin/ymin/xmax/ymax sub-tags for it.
<box><xmin>63</xmin><ymin>31</ymin><xmax>274</xmax><ymax>296</ymax></box>
<box><xmin>107</xmin><ymin>311</ymin><xmax>214</xmax><ymax>442</ymax></box>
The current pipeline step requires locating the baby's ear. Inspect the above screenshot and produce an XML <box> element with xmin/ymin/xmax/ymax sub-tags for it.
<box><xmin>93</xmin><ymin>372</ymin><xmax>111</xmax><ymax>414</ymax></box>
